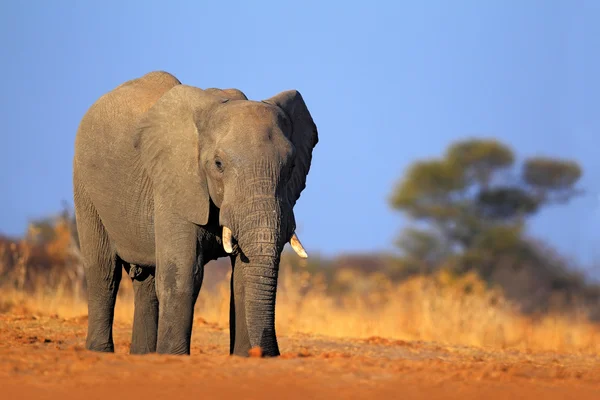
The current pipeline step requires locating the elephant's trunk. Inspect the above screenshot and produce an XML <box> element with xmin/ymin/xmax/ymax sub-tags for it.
<box><xmin>240</xmin><ymin>252</ymin><xmax>280</xmax><ymax>356</ymax></box>
<box><xmin>234</xmin><ymin>198</ymin><xmax>285</xmax><ymax>357</ymax></box>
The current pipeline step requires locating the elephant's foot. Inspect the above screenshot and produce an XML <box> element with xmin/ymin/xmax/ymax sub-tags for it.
<box><xmin>156</xmin><ymin>313</ymin><xmax>192</xmax><ymax>355</ymax></box>
<box><xmin>156</xmin><ymin>340</ymin><xmax>191</xmax><ymax>355</ymax></box>
<box><xmin>130</xmin><ymin>346</ymin><xmax>154</xmax><ymax>355</ymax></box>
<box><xmin>85</xmin><ymin>338</ymin><xmax>115</xmax><ymax>353</ymax></box>
<box><xmin>155</xmin><ymin>308</ymin><xmax>194</xmax><ymax>355</ymax></box>
<box><xmin>231</xmin><ymin>330</ymin><xmax>252</xmax><ymax>357</ymax></box>
<box><xmin>231</xmin><ymin>334</ymin><xmax>280</xmax><ymax>357</ymax></box>
<box><xmin>85</xmin><ymin>318</ymin><xmax>116</xmax><ymax>353</ymax></box>
<box><xmin>130</xmin><ymin>324</ymin><xmax>157</xmax><ymax>354</ymax></box>
<box><xmin>231</xmin><ymin>345</ymin><xmax>252</xmax><ymax>357</ymax></box>
<box><xmin>130</xmin><ymin>339</ymin><xmax>156</xmax><ymax>355</ymax></box>
<box><xmin>231</xmin><ymin>345</ymin><xmax>280</xmax><ymax>358</ymax></box>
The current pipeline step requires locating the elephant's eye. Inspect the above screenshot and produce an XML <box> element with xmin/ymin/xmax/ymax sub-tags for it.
<box><xmin>215</xmin><ymin>158</ymin><xmax>224</xmax><ymax>172</ymax></box>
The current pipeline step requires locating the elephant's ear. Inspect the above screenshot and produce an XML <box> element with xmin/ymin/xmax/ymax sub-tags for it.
<box><xmin>134</xmin><ymin>85</ymin><xmax>223</xmax><ymax>226</ymax></box>
<box><xmin>263</xmin><ymin>90</ymin><xmax>319</xmax><ymax>208</ymax></box>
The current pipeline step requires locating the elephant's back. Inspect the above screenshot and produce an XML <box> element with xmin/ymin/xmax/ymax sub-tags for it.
<box><xmin>75</xmin><ymin>71</ymin><xmax>181</xmax><ymax>152</ymax></box>
<box><xmin>73</xmin><ymin>71</ymin><xmax>181</xmax><ymax>265</ymax></box>
<box><xmin>74</xmin><ymin>71</ymin><xmax>181</xmax><ymax>193</ymax></box>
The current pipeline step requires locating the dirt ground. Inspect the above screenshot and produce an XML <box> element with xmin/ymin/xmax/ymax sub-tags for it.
<box><xmin>0</xmin><ymin>309</ymin><xmax>598</xmax><ymax>400</ymax></box>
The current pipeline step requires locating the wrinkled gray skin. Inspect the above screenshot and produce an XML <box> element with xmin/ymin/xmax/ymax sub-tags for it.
<box><xmin>73</xmin><ymin>71</ymin><xmax>318</xmax><ymax>357</ymax></box>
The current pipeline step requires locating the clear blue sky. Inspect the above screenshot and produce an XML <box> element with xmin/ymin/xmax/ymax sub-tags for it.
<box><xmin>1</xmin><ymin>1</ymin><xmax>599</xmax><ymax>277</ymax></box>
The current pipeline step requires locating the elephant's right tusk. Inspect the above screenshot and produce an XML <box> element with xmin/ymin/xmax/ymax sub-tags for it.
<box><xmin>222</xmin><ymin>226</ymin><xmax>233</xmax><ymax>253</ymax></box>
<box><xmin>290</xmin><ymin>233</ymin><xmax>308</xmax><ymax>259</ymax></box>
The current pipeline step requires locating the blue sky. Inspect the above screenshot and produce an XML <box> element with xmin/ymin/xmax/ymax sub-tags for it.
<box><xmin>1</xmin><ymin>1</ymin><xmax>598</xmax><ymax>277</ymax></box>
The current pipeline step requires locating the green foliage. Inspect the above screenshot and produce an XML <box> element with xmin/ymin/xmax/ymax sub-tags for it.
<box><xmin>389</xmin><ymin>138</ymin><xmax>584</xmax><ymax>311</ymax></box>
<box><xmin>476</xmin><ymin>187</ymin><xmax>540</xmax><ymax>219</ymax></box>
<box><xmin>390</xmin><ymin>159</ymin><xmax>464</xmax><ymax>221</ymax></box>
<box><xmin>523</xmin><ymin>157</ymin><xmax>583</xmax><ymax>203</ymax></box>
<box><xmin>446</xmin><ymin>138</ymin><xmax>514</xmax><ymax>188</ymax></box>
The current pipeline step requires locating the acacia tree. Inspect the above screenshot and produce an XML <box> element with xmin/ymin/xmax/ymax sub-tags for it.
<box><xmin>390</xmin><ymin>138</ymin><xmax>583</xmax><ymax>276</ymax></box>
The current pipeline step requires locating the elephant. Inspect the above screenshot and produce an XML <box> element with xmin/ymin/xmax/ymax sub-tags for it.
<box><xmin>72</xmin><ymin>71</ymin><xmax>318</xmax><ymax>357</ymax></box>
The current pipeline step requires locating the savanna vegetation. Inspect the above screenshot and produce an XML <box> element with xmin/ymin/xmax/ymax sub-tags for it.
<box><xmin>1</xmin><ymin>138</ymin><xmax>599</xmax><ymax>353</ymax></box>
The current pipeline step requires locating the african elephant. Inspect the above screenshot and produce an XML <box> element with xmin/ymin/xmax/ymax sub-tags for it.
<box><xmin>72</xmin><ymin>71</ymin><xmax>318</xmax><ymax>357</ymax></box>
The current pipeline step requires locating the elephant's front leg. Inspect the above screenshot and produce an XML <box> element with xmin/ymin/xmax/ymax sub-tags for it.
<box><xmin>229</xmin><ymin>255</ymin><xmax>251</xmax><ymax>356</ymax></box>
<box><xmin>154</xmin><ymin>214</ymin><xmax>203</xmax><ymax>355</ymax></box>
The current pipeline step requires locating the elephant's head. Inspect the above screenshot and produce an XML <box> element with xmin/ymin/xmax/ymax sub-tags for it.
<box><xmin>134</xmin><ymin>83</ymin><xmax>318</xmax><ymax>356</ymax></box>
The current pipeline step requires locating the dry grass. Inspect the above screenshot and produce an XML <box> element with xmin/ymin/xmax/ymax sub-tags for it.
<box><xmin>2</xmin><ymin>258</ymin><xmax>599</xmax><ymax>354</ymax></box>
<box><xmin>2</xmin><ymin>221</ymin><xmax>600</xmax><ymax>354</ymax></box>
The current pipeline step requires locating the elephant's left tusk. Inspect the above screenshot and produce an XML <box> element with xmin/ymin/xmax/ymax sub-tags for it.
<box><xmin>222</xmin><ymin>226</ymin><xmax>233</xmax><ymax>253</ymax></box>
<box><xmin>290</xmin><ymin>233</ymin><xmax>308</xmax><ymax>259</ymax></box>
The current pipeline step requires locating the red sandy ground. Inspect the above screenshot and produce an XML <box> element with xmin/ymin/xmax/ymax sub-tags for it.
<box><xmin>0</xmin><ymin>309</ymin><xmax>598</xmax><ymax>400</ymax></box>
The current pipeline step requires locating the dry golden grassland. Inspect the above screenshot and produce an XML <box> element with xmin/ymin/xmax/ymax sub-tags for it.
<box><xmin>2</xmin><ymin>228</ymin><xmax>598</xmax><ymax>354</ymax></box>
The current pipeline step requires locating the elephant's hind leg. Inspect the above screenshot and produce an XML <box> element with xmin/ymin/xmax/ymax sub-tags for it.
<box><xmin>74</xmin><ymin>186</ymin><xmax>122</xmax><ymax>352</ymax></box>
<box><xmin>125</xmin><ymin>264</ymin><xmax>159</xmax><ymax>354</ymax></box>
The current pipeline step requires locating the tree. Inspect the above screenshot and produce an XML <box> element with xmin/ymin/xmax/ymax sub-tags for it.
<box><xmin>390</xmin><ymin>138</ymin><xmax>583</xmax><ymax>282</ymax></box>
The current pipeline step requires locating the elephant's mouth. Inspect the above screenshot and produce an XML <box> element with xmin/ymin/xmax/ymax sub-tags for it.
<box><xmin>221</xmin><ymin>225</ymin><xmax>308</xmax><ymax>259</ymax></box>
